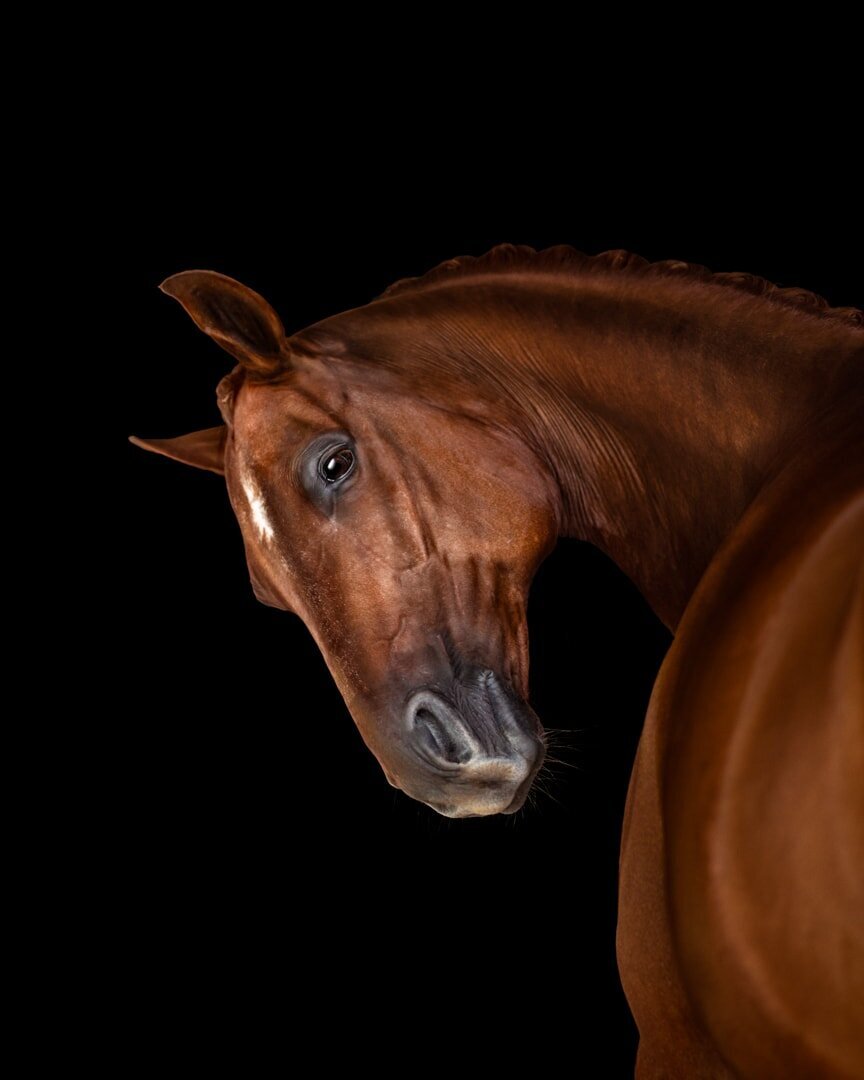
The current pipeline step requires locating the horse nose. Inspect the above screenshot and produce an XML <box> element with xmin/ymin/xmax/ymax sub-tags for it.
<box><xmin>408</xmin><ymin>691</ymin><xmax>475</xmax><ymax>767</ymax></box>
<box><xmin>402</xmin><ymin>677</ymin><xmax>544</xmax><ymax>817</ymax></box>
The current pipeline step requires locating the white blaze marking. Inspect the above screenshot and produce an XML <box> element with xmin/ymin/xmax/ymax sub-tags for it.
<box><xmin>242</xmin><ymin>471</ymin><xmax>275</xmax><ymax>543</ymax></box>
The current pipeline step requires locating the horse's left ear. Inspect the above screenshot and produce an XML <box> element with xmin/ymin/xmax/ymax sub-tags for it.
<box><xmin>129</xmin><ymin>426</ymin><xmax>227</xmax><ymax>475</ymax></box>
<box><xmin>160</xmin><ymin>270</ymin><xmax>287</xmax><ymax>376</ymax></box>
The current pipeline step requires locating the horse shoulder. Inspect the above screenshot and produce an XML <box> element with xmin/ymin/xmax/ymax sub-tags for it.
<box><xmin>662</xmin><ymin>432</ymin><xmax>864</xmax><ymax>1078</ymax></box>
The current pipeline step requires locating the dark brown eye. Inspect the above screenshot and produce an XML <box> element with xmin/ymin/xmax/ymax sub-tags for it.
<box><xmin>319</xmin><ymin>447</ymin><xmax>356</xmax><ymax>484</ymax></box>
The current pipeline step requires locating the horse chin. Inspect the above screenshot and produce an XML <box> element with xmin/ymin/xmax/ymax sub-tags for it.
<box><xmin>423</xmin><ymin>765</ymin><xmax>541</xmax><ymax>818</ymax></box>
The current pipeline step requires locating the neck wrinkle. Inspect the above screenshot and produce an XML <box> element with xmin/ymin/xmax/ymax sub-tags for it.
<box><xmin>461</xmin><ymin>305</ymin><xmax>825</xmax><ymax>632</ymax></box>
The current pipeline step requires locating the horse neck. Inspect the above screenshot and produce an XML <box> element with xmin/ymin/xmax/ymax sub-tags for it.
<box><xmin>480</xmin><ymin>277</ymin><xmax>859</xmax><ymax>629</ymax></box>
<box><xmin>324</xmin><ymin>274</ymin><xmax>861</xmax><ymax>630</ymax></box>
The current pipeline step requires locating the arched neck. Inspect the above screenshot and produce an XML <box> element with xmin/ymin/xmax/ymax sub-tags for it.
<box><xmin>310</xmin><ymin>271</ymin><xmax>862</xmax><ymax>630</ymax></box>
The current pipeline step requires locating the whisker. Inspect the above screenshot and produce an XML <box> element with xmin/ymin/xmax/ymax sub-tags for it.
<box><xmin>531</xmin><ymin>774</ymin><xmax>567</xmax><ymax>810</ymax></box>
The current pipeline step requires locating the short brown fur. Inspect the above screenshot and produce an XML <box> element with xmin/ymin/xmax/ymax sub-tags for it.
<box><xmin>133</xmin><ymin>247</ymin><xmax>863</xmax><ymax>1077</ymax></box>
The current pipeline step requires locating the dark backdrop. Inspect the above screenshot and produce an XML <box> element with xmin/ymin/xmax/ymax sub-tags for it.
<box><xmin>120</xmin><ymin>177</ymin><xmax>859</xmax><ymax>1073</ymax></box>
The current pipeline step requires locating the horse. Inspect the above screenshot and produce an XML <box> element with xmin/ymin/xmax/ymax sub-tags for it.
<box><xmin>131</xmin><ymin>245</ymin><xmax>863</xmax><ymax>1078</ymax></box>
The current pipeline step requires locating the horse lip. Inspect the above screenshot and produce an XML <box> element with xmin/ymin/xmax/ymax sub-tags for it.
<box><xmin>499</xmin><ymin>767</ymin><xmax>541</xmax><ymax>814</ymax></box>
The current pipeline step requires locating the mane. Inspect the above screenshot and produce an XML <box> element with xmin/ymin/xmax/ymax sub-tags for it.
<box><xmin>377</xmin><ymin>244</ymin><xmax>863</xmax><ymax>329</ymax></box>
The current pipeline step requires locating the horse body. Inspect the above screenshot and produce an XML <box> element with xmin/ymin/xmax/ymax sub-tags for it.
<box><xmin>134</xmin><ymin>247</ymin><xmax>863</xmax><ymax>1076</ymax></box>
<box><xmin>621</xmin><ymin>396</ymin><xmax>864</xmax><ymax>1077</ymax></box>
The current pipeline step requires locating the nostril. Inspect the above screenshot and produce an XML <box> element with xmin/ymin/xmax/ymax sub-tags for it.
<box><xmin>414</xmin><ymin>705</ymin><xmax>473</xmax><ymax>765</ymax></box>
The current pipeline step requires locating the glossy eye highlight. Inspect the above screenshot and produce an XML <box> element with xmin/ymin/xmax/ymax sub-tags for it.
<box><xmin>319</xmin><ymin>447</ymin><xmax>356</xmax><ymax>484</ymax></box>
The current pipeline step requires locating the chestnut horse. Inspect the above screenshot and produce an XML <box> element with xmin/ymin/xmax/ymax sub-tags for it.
<box><xmin>132</xmin><ymin>246</ymin><xmax>863</xmax><ymax>1078</ymax></box>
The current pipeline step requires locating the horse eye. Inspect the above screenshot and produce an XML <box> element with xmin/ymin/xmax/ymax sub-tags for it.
<box><xmin>319</xmin><ymin>447</ymin><xmax>356</xmax><ymax>484</ymax></box>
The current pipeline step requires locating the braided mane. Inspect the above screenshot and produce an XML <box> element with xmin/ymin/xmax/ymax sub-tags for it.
<box><xmin>378</xmin><ymin>245</ymin><xmax>862</xmax><ymax>329</ymax></box>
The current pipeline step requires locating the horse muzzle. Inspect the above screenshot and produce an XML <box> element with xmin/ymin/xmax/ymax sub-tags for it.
<box><xmin>401</xmin><ymin>670</ymin><xmax>545</xmax><ymax>817</ymax></box>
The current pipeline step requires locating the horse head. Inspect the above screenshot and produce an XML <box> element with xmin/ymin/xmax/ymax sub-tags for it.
<box><xmin>133</xmin><ymin>271</ymin><xmax>558</xmax><ymax>816</ymax></box>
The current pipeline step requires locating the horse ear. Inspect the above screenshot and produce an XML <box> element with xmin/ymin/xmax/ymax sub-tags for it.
<box><xmin>160</xmin><ymin>270</ymin><xmax>287</xmax><ymax>376</ymax></box>
<box><xmin>129</xmin><ymin>426</ymin><xmax>227</xmax><ymax>475</ymax></box>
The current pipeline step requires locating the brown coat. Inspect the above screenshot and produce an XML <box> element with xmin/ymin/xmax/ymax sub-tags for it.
<box><xmin>133</xmin><ymin>247</ymin><xmax>864</xmax><ymax>1077</ymax></box>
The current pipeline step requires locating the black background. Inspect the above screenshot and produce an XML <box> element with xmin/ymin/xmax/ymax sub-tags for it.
<box><xmin>118</xmin><ymin>139</ymin><xmax>859</xmax><ymax>1073</ymax></box>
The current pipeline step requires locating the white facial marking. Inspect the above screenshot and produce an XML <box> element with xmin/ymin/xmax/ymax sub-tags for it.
<box><xmin>242</xmin><ymin>471</ymin><xmax>275</xmax><ymax>543</ymax></box>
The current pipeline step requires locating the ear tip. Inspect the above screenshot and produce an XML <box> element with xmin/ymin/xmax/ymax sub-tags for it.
<box><xmin>160</xmin><ymin>269</ymin><xmax>231</xmax><ymax>297</ymax></box>
<box><xmin>159</xmin><ymin>273</ymin><xmax>187</xmax><ymax>297</ymax></box>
